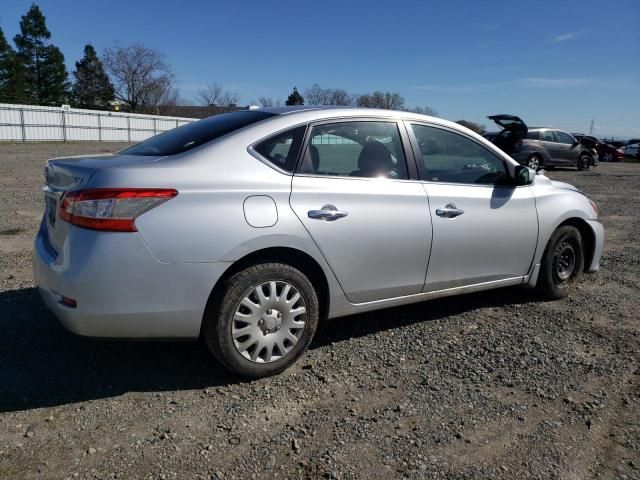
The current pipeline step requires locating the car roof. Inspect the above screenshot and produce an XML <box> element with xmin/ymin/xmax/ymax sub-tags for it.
<box><xmin>242</xmin><ymin>105</ymin><xmax>452</xmax><ymax>126</ymax></box>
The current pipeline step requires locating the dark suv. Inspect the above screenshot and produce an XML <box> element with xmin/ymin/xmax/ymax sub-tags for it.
<box><xmin>488</xmin><ymin>114</ymin><xmax>597</xmax><ymax>171</ymax></box>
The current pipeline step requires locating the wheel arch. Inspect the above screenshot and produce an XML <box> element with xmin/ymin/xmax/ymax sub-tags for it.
<box><xmin>202</xmin><ymin>247</ymin><xmax>331</xmax><ymax>333</ymax></box>
<box><xmin>556</xmin><ymin>217</ymin><xmax>595</xmax><ymax>272</ymax></box>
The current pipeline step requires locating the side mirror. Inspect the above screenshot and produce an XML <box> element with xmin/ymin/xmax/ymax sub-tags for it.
<box><xmin>514</xmin><ymin>165</ymin><xmax>535</xmax><ymax>186</ymax></box>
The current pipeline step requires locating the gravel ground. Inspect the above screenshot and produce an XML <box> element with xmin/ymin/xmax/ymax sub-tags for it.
<box><xmin>0</xmin><ymin>142</ymin><xmax>638</xmax><ymax>480</ymax></box>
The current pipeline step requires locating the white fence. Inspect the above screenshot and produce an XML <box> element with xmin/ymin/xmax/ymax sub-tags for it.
<box><xmin>0</xmin><ymin>103</ymin><xmax>196</xmax><ymax>142</ymax></box>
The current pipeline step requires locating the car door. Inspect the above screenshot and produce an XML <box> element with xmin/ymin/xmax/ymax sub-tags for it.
<box><xmin>554</xmin><ymin>130</ymin><xmax>580</xmax><ymax>165</ymax></box>
<box><xmin>289</xmin><ymin>119</ymin><xmax>432</xmax><ymax>304</ymax></box>
<box><xmin>538</xmin><ymin>130</ymin><xmax>563</xmax><ymax>165</ymax></box>
<box><xmin>406</xmin><ymin>122</ymin><xmax>538</xmax><ymax>291</ymax></box>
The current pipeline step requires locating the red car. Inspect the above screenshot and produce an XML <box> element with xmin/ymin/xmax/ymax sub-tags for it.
<box><xmin>572</xmin><ymin>134</ymin><xmax>624</xmax><ymax>162</ymax></box>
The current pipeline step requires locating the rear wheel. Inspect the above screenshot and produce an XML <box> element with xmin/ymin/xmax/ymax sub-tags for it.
<box><xmin>537</xmin><ymin>226</ymin><xmax>584</xmax><ymax>300</ymax></box>
<box><xmin>577</xmin><ymin>154</ymin><xmax>590</xmax><ymax>171</ymax></box>
<box><xmin>202</xmin><ymin>263</ymin><xmax>319</xmax><ymax>378</ymax></box>
<box><xmin>527</xmin><ymin>154</ymin><xmax>542</xmax><ymax>170</ymax></box>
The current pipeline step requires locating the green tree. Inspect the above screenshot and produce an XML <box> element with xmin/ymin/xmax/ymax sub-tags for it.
<box><xmin>71</xmin><ymin>44</ymin><xmax>114</xmax><ymax>109</ymax></box>
<box><xmin>13</xmin><ymin>4</ymin><xmax>69</xmax><ymax>105</ymax></box>
<box><xmin>285</xmin><ymin>86</ymin><xmax>304</xmax><ymax>105</ymax></box>
<box><xmin>0</xmin><ymin>27</ymin><xmax>26</xmax><ymax>104</ymax></box>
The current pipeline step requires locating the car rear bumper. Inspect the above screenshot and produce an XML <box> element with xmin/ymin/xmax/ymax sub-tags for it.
<box><xmin>33</xmin><ymin>220</ymin><xmax>231</xmax><ymax>338</ymax></box>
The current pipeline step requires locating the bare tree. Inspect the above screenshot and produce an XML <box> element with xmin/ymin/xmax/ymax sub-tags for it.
<box><xmin>408</xmin><ymin>105</ymin><xmax>438</xmax><ymax>116</ymax></box>
<box><xmin>196</xmin><ymin>82</ymin><xmax>223</xmax><ymax>106</ymax></box>
<box><xmin>196</xmin><ymin>82</ymin><xmax>238</xmax><ymax>112</ymax></box>
<box><xmin>356</xmin><ymin>91</ymin><xmax>405</xmax><ymax>110</ymax></box>
<box><xmin>304</xmin><ymin>84</ymin><xmax>355</xmax><ymax>106</ymax></box>
<box><xmin>456</xmin><ymin>120</ymin><xmax>487</xmax><ymax>135</ymax></box>
<box><xmin>102</xmin><ymin>43</ymin><xmax>176</xmax><ymax>113</ymax></box>
<box><xmin>218</xmin><ymin>90</ymin><xmax>239</xmax><ymax>112</ymax></box>
<box><xmin>329</xmin><ymin>88</ymin><xmax>354</xmax><ymax>106</ymax></box>
<box><xmin>304</xmin><ymin>83</ymin><xmax>331</xmax><ymax>105</ymax></box>
<box><xmin>257</xmin><ymin>96</ymin><xmax>274</xmax><ymax>107</ymax></box>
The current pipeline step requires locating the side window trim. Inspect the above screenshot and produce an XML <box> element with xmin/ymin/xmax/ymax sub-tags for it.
<box><xmin>294</xmin><ymin>117</ymin><xmax>414</xmax><ymax>181</ymax></box>
<box><xmin>248</xmin><ymin>122</ymin><xmax>309</xmax><ymax>175</ymax></box>
<box><xmin>405</xmin><ymin>121</ymin><xmax>513</xmax><ymax>188</ymax></box>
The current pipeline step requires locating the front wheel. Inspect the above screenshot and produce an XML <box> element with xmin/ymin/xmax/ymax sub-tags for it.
<box><xmin>202</xmin><ymin>263</ymin><xmax>319</xmax><ymax>378</ymax></box>
<box><xmin>602</xmin><ymin>152</ymin><xmax>613</xmax><ymax>162</ymax></box>
<box><xmin>537</xmin><ymin>226</ymin><xmax>584</xmax><ymax>300</ymax></box>
<box><xmin>527</xmin><ymin>154</ymin><xmax>542</xmax><ymax>170</ymax></box>
<box><xmin>577</xmin><ymin>154</ymin><xmax>591</xmax><ymax>171</ymax></box>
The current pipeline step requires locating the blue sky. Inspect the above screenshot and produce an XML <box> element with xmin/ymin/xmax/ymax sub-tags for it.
<box><xmin>1</xmin><ymin>0</ymin><xmax>639</xmax><ymax>139</ymax></box>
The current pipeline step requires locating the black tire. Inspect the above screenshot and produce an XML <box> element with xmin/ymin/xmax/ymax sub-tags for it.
<box><xmin>537</xmin><ymin>226</ymin><xmax>584</xmax><ymax>300</ymax></box>
<box><xmin>202</xmin><ymin>263</ymin><xmax>319</xmax><ymax>378</ymax></box>
<box><xmin>527</xmin><ymin>154</ymin><xmax>542</xmax><ymax>170</ymax></box>
<box><xmin>577</xmin><ymin>154</ymin><xmax>590</xmax><ymax>171</ymax></box>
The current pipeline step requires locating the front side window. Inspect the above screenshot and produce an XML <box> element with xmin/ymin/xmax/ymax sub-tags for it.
<box><xmin>555</xmin><ymin>131</ymin><xmax>575</xmax><ymax>144</ymax></box>
<box><xmin>299</xmin><ymin>121</ymin><xmax>408</xmax><ymax>179</ymax></box>
<box><xmin>541</xmin><ymin>130</ymin><xmax>556</xmax><ymax>142</ymax></box>
<box><xmin>254</xmin><ymin>125</ymin><xmax>306</xmax><ymax>172</ymax></box>
<box><xmin>122</xmin><ymin>111</ymin><xmax>276</xmax><ymax>156</ymax></box>
<box><xmin>410</xmin><ymin>124</ymin><xmax>509</xmax><ymax>185</ymax></box>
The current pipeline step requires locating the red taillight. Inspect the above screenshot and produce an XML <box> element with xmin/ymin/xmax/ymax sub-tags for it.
<box><xmin>59</xmin><ymin>188</ymin><xmax>178</xmax><ymax>232</ymax></box>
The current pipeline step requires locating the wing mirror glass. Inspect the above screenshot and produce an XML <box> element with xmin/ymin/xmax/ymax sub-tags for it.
<box><xmin>514</xmin><ymin>165</ymin><xmax>535</xmax><ymax>186</ymax></box>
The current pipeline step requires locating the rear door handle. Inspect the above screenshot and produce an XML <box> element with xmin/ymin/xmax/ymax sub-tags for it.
<box><xmin>308</xmin><ymin>204</ymin><xmax>348</xmax><ymax>221</ymax></box>
<box><xmin>435</xmin><ymin>203</ymin><xmax>465</xmax><ymax>218</ymax></box>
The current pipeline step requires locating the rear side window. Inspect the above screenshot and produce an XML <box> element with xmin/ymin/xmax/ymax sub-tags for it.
<box><xmin>410</xmin><ymin>124</ymin><xmax>509</xmax><ymax>185</ymax></box>
<box><xmin>299</xmin><ymin>121</ymin><xmax>408</xmax><ymax>179</ymax></box>
<box><xmin>254</xmin><ymin>125</ymin><xmax>307</xmax><ymax>172</ymax></box>
<box><xmin>122</xmin><ymin>111</ymin><xmax>276</xmax><ymax>156</ymax></box>
<box><xmin>526</xmin><ymin>131</ymin><xmax>540</xmax><ymax>140</ymax></box>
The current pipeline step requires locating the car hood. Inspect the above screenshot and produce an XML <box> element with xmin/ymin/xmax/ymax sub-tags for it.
<box><xmin>549</xmin><ymin>180</ymin><xmax>580</xmax><ymax>192</ymax></box>
<box><xmin>487</xmin><ymin>114</ymin><xmax>527</xmax><ymax>132</ymax></box>
<box><xmin>533</xmin><ymin>174</ymin><xmax>580</xmax><ymax>193</ymax></box>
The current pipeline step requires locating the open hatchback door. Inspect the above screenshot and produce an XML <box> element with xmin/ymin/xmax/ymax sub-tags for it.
<box><xmin>487</xmin><ymin>114</ymin><xmax>528</xmax><ymax>155</ymax></box>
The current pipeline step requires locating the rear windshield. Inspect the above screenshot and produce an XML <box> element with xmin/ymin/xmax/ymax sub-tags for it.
<box><xmin>122</xmin><ymin>111</ymin><xmax>277</xmax><ymax>156</ymax></box>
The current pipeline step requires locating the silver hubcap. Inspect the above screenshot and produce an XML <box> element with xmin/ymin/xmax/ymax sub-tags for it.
<box><xmin>528</xmin><ymin>156</ymin><xmax>539</xmax><ymax>169</ymax></box>
<box><xmin>232</xmin><ymin>281</ymin><xmax>307</xmax><ymax>363</ymax></box>
<box><xmin>553</xmin><ymin>240</ymin><xmax>576</xmax><ymax>282</ymax></box>
<box><xmin>604</xmin><ymin>153</ymin><xmax>612</xmax><ymax>161</ymax></box>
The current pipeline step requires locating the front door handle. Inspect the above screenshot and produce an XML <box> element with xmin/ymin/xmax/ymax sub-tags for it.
<box><xmin>435</xmin><ymin>203</ymin><xmax>465</xmax><ymax>218</ymax></box>
<box><xmin>308</xmin><ymin>204</ymin><xmax>349</xmax><ymax>221</ymax></box>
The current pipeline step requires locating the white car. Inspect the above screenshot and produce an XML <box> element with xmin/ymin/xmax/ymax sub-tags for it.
<box><xmin>34</xmin><ymin>106</ymin><xmax>604</xmax><ymax>378</ymax></box>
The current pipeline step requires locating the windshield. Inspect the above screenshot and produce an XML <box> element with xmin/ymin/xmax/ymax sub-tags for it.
<box><xmin>122</xmin><ymin>111</ymin><xmax>277</xmax><ymax>156</ymax></box>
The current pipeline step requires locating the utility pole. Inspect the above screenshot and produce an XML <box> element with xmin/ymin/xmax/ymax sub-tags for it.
<box><xmin>589</xmin><ymin>119</ymin><xmax>594</xmax><ymax>135</ymax></box>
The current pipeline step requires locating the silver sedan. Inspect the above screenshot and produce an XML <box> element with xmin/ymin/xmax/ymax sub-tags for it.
<box><xmin>34</xmin><ymin>107</ymin><xmax>604</xmax><ymax>378</ymax></box>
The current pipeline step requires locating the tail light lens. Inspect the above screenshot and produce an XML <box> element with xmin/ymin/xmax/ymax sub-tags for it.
<box><xmin>59</xmin><ymin>188</ymin><xmax>178</xmax><ymax>232</ymax></box>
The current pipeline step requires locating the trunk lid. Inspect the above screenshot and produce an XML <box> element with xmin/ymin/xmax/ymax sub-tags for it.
<box><xmin>487</xmin><ymin>115</ymin><xmax>528</xmax><ymax>155</ymax></box>
<box><xmin>488</xmin><ymin>114</ymin><xmax>528</xmax><ymax>132</ymax></box>
<box><xmin>43</xmin><ymin>153</ymin><xmax>164</xmax><ymax>254</ymax></box>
